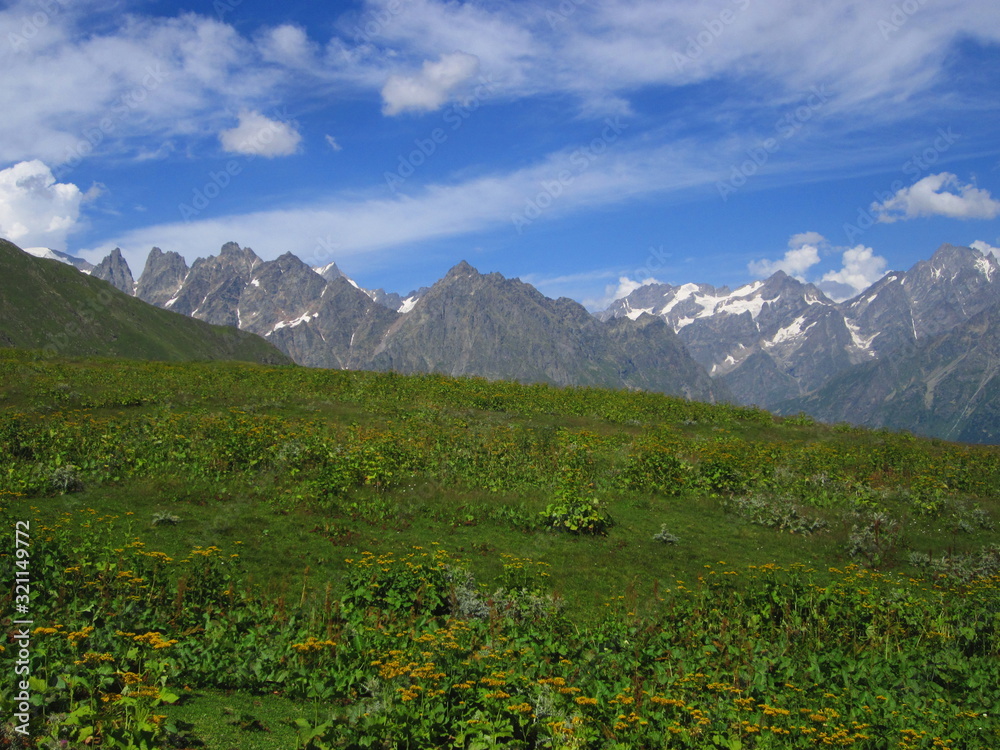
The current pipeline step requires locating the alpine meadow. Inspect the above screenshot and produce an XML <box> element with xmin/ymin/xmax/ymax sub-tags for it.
<box><xmin>4</xmin><ymin>0</ymin><xmax>1000</xmax><ymax>747</ymax></box>
<box><xmin>1</xmin><ymin>349</ymin><xmax>998</xmax><ymax>748</ymax></box>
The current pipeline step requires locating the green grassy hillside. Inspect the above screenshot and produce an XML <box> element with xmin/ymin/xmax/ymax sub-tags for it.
<box><xmin>1</xmin><ymin>351</ymin><xmax>998</xmax><ymax>748</ymax></box>
<box><xmin>0</xmin><ymin>239</ymin><xmax>290</xmax><ymax>365</ymax></box>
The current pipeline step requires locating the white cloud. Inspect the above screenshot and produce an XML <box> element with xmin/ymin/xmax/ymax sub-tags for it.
<box><xmin>0</xmin><ymin>6</ymin><xmax>308</xmax><ymax>166</ymax></box>
<box><xmin>325</xmin><ymin>134</ymin><xmax>343</xmax><ymax>152</ymax></box>
<box><xmin>0</xmin><ymin>160</ymin><xmax>87</xmax><ymax>250</ymax></box>
<box><xmin>381</xmin><ymin>51</ymin><xmax>480</xmax><ymax>115</ymax></box>
<box><xmin>585</xmin><ymin>275</ymin><xmax>662</xmax><ymax>311</ymax></box>
<box><xmin>971</xmin><ymin>239</ymin><xmax>999</xmax><ymax>258</ymax></box>
<box><xmin>747</xmin><ymin>233</ymin><xmax>889</xmax><ymax>300</ymax></box>
<box><xmin>1</xmin><ymin>0</ymin><xmax>996</xmax><ymax>175</ymax></box>
<box><xmin>748</xmin><ymin>235</ymin><xmax>822</xmax><ymax>279</ymax></box>
<box><xmin>787</xmin><ymin>231</ymin><xmax>826</xmax><ymax>248</ymax></box>
<box><xmin>219</xmin><ymin>111</ymin><xmax>302</xmax><ymax>158</ymax></box>
<box><xmin>79</xmin><ymin>137</ymin><xmax>719</xmax><ymax>272</ymax></box>
<box><xmin>343</xmin><ymin>0</ymin><xmax>1000</xmax><ymax>121</ymax></box>
<box><xmin>818</xmin><ymin>245</ymin><xmax>888</xmax><ymax>301</ymax></box>
<box><xmin>615</xmin><ymin>276</ymin><xmax>659</xmax><ymax>297</ymax></box>
<box><xmin>258</xmin><ymin>24</ymin><xmax>314</xmax><ymax>67</ymax></box>
<box><xmin>519</xmin><ymin>268</ymin><xmax>624</xmax><ymax>309</ymax></box>
<box><xmin>871</xmin><ymin>173</ymin><xmax>1000</xmax><ymax>223</ymax></box>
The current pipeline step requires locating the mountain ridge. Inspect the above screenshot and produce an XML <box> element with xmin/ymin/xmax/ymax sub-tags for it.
<box><xmin>59</xmin><ymin>239</ymin><xmax>1000</xmax><ymax>440</ymax></box>
<box><xmin>88</xmin><ymin>244</ymin><xmax>722</xmax><ymax>401</ymax></box>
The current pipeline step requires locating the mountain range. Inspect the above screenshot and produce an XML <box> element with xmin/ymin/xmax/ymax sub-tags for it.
<box><xmin>88</xmin><ymin>243</ymin><xmax>722</xmax><ymax>402</ymax></box>
<box><xmin>11</xmin><ymin>237</ymin><xmax>1000</xmax><ymax>442</ymax></box>
<box><xmin>600</xmin><ymin>243</ymin><xmax>1000</xmax><ymax>440</ymax></box>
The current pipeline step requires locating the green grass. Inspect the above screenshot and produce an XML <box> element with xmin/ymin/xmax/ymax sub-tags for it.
<box><xmin>2</xmin><ymin>350</ymin><xmax>999</xmax><ymax>748</ymax></box>
<box><xmin>166</xmin><ymin>689</ymin><xmax>316</xmax><ymax>749</ymax></box>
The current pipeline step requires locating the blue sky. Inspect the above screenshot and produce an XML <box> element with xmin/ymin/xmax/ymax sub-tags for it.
<box><xmin>2</xmin><ymin>0</ymin><xmax>1000</xmax><ymax>308</ymax></box>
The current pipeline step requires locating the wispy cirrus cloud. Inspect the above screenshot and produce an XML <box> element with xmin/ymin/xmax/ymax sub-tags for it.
<box><xmin>78</xmin><ymin>136</ymin><xmax>721</xmax><ymax>271</ymax></box>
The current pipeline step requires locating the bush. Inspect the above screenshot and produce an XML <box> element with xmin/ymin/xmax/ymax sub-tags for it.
<box><xmin>621</xmin><ymin>441</ymin><xmax>688</xmax><ymax>496</ymax></box>
<box><xmin>540</xmin><ymin>497</ymin><xmax>613</xmax><ymax>535</ymax></box>
<box><xmin>723</xmin><ymin>494</ymin><xmax>828</xmax><ymax>535</ymax></box>
<box><xmin>845</xmin><ymin>511</ymin><xmax>901</xmax><ymax>566</ymax></box>
<box><xmin>652</xmin><ymin>524</ymin><xmax>680</xmax><ymax>545</ymax></box>
<box><xmin>48</xmin><ymin>463</ymin><xmax>84</xmax><ymax>494</ymax></box>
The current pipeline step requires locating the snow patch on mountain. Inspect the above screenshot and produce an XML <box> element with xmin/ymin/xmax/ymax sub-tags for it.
<box><xmin>624</xmin><ymin>305</ymin><xmax>654</xmax><ymax>320</ymax></box>
<box><xmin>764</xmin><ymin>316</ymin><xmax>817</xmax><ymax>348</ymax></box>
<box><xmin>269</xmin><ymin>311</ymin><xmax>319</xmax><ymax>334</ymax></box>
<box><xmin>845</xmin><ymin>320</ymin><xmax>879</xmax><ymax>355</ymax></box>
<box><xmin>975</xmin><ymin>255</ymin><xmax>995</xmax><ymax>282</ymax></box>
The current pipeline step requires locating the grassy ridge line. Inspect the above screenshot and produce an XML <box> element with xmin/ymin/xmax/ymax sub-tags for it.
<box><xmin>0</xmin><ymin>347</ymin><xmax>766</xmax><ymax>424</ymax></box>
<box><xmin>0</xmin><ymin>240</ymin><xmax>290</xmax><ymax>365</ymax></box>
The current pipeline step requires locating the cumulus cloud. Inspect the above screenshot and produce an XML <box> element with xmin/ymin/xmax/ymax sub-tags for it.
<box><xmin>787</xmin><ymin>231</ymin><xmax>826</xmax><ymax>248</ymax></box>
<box><xmin>0</xmin><ymin>160</ymin><xmax>88</xmax><ymax>250</ymax></box>
<box><xmin>579</xmin><ymin>275</ymin><xmax>661</xmax><ymax>312</ymax></box>
<box><xmin>871</xmin><ymin>173</ymin><xmax>1000</xmax><ymax>223</ymax></box>
<box><xmin>219</xmin><ymin>111</ymin><xmax>302</xmax><ymax>158</ymax></box>
<box><xmin>971</xmin><ymin>240</ymin><xmax>999</xmax><ymax>259</ymax></box>
<box><xmin>748</xmin><ymin>233</ymin><xmax>889</xmax><ymax>300</ymax></box>
<box><xmin>612</xmin><ymin>275</ymin><xmax>661</xmax><ymax>300</ymax></box>
<box><xmin>818</xmin><ymin>245</ymin><xmax>888</xmax><ymax>301</ymax></box>
<box><xmin>748</xmin><ymin>235</ymin><xmax>822</xmax><ymax>279</ymax></box>
<box><xmin>381</xmin><ymin>51</ymin><xmax>480</xmax><ymax>115</ymax></box>
<box><xmin>258</xmin><ymin>24</ymin><xmax>314</xmax><ymax>67</ymax></box>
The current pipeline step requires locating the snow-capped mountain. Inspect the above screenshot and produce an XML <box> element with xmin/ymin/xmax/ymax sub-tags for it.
<box><xmin>23</xmin><ymin>246</ymin><xmax>94</xmax><ymax>273</ymax></box>
<box><xmin>600</xmin><ymin>271</ymin><xmax>858</xmax><ymax>405</ymax></box>
<box><xmin>601</xmin><ymin>244</ymin><xmax>1000</xmax><ymax>410</ymax></box>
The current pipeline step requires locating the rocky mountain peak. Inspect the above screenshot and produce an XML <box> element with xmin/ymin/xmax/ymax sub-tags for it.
<box><xmin>91</xmin><ymin>247</ymin><xmax>136</xmax><ymax>295</ymax></box>
<box><xmin>445</xmin><ymin>260</ymin><xmax>479</xmax><ymax>279</ymax></box>
<box><xmin>315</xmin><ymin>261</ymin><xmax>346</xmax><ymax>283</ymax></box>
<box><xmin>135</xmin><ymin>247</ymin><xmax>190</xmax><ymax>307</ymax></box>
